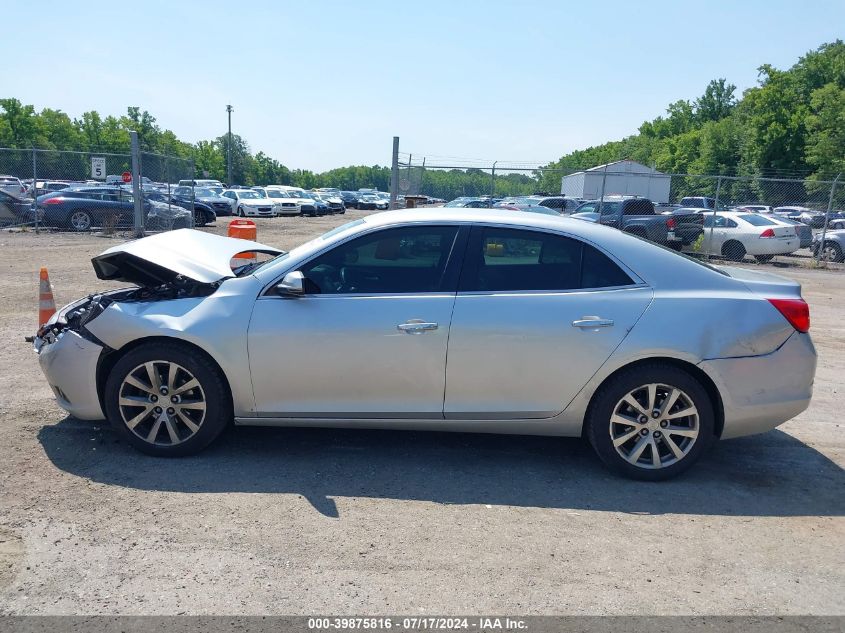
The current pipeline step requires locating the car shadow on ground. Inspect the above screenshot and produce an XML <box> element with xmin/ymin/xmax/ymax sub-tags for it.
<box><xmin>38</xmin><ymin>417</ymin><xmax>844</xmax><ymax>518</ymax></box>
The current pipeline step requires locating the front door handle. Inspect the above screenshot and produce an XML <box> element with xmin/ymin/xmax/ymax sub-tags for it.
<box><xmin>572</xmin><ymin>317</ymin><xmax>614</xmax><ymax>329</ymax></box>
<box><xmin>397</xmin><ymin>320</ymin><xmax>439</xmax><ymax>334</ymax></box>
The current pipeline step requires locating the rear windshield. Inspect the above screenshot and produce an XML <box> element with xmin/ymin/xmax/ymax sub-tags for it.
<box><xmin>738</xmin><ymin>214</ymin><xmax>775</xmax><ymax>226</ymax></box>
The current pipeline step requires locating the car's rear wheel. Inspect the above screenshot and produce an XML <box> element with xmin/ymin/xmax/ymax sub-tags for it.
<box><xmin>68</xmin><ymin>210</ymin><xmax>93</xmax><ymax>231</ymax></box>
<box><xmin>668</xmin><ymin>241</ymin><xmax>683</xmax><ymax>252</ymax></box>
<box><xmin>755</xmin><ymin>254</ymin><xmax>774</xmax><ymax>263</ymax></box>
<box><xmin>104</xmin><ymin>342</ymin><xmax>232</xmax><ymax>457</ymax></box>
<box><xmin>722</xmin><ymin>240</ymin><xmax>746</xmax><ymax>262</ymax></box>
<box><xmin>586</xmin><ymin>364</ymin><xmax>715</xmax><ymax>481</ymax></box>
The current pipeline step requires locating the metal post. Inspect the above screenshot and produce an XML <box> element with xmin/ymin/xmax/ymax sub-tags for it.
<box><xmin>707</xmin><ymin>176</ymin><xmax>722</xmax><ymax>261</ymax></box>
<box><xmin>491</xmin><ymin>161</ymin><xmax>497</xmax><ymax>202</ymax></box>
<box><xmin>389</xmin><ymin>136</ymin><xmax>399</xmax><ymax>210</ymax></box>
<box><xmin>226</xmin><ymin>105</ymin><xmax>233</xmax><ymax>187</ymax></box>
<box><xmin>599</xmin><ymin>163</ymin><xmax>608</xmax><ymax>202</ymax></box>
<box><xmin>32</xmin><ymin>148</ymin><xmax>39</xmax><ymax>234</ymax></box>
<box><xmin>816</xmin><ymin>173</ymin><xmax>841</xmax><ymax>265</ymax></box>
<box><xmin>190</xmin><ymin>157</ymin><xmax>197</xmax><ymax>229</ymax></box>
<box><xmin>130</xmin><ymin>131</ymin><xmax>143</xmax><ymax>238</ymax></box>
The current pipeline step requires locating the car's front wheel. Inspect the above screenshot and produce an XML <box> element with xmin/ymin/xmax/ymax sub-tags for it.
<box><xmin>586</xmin><ymin>364</ymin><xmax>715</xmax><ymax>481</ymax></box>
<box><xmin>104</xmin><ymin>342</ymin><xmax>232</xmax><ymax>457</ymax></box>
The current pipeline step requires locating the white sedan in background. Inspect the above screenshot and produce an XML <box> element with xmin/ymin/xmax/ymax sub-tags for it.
<box><xmin>221</xmin><ymin>189</ymin><xmax>278</xmax><ymax>218</ymax></box>
<box><xmin>700</xmin><ymin>211</ymin><xmax>800</xmax><ymax>262</ymax></box>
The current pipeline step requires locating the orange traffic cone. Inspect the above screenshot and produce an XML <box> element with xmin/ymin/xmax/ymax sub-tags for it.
<box><xmin>38</xmin><ymin>267</ymin><xmax>56</xmax><ymax>327</ymax></box>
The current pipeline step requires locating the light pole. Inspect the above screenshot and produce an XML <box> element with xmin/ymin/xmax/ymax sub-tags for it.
<box><xmin>226</xmin><ymin>104</ymin><xmax>233</xmax><ymax>186</ymax></box>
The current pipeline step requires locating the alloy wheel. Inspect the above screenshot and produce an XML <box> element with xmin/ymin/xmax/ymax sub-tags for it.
<box><xmin>609</xmin><ymin>383</ymin><xmax>699</xmax><ymax>469</ymax></box>
<box><xmin>70</xmin><ymin>211</ymin><xmax>92</xmax><ymax>231</ymax></box>
<box><xmin>118</xmin><ymin>360</ymin><xmax>207</xmax><ymax>446</ymax></box>
<box><xmin>820</xmin><ymin>244</ymin><xmax>842</xmax><ymax>262</ymax></box>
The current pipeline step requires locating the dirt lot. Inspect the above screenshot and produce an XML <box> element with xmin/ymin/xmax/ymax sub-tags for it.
<box><xmin>0</xmin><ymin>213</ymin><xmax>843</xmax><ymax>615</ymax></box>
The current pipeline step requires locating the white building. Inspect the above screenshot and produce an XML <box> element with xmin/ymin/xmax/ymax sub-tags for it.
<box><xmin>561</xmin><ymin>160</ymin><xmax>671</xmax><ymax>203</ymax></box>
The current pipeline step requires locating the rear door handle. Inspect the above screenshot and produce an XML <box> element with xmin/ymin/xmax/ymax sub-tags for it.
<box><xmin>397</xmin><ymin>320</ymin><xmax>439</xmax><ymax>334</ymax></box>
<box><xmin>572</xmin><ymin>317</ymin><xmax>614</xmax><ymax>329</ymax></box>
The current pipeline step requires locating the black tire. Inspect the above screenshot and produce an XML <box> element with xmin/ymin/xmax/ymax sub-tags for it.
<box><xmin>668</xmin><ymin>241</ymin><xmax>684</xmax><ymax>252</ymax></box>
<box><xmin>722</xmin><ymin>240</ymin><xmax>746</xmax><ymax>262</ymax></box>
<box><xmin>585</xmin><ymin>363</ymin><xmax>715</xmax><ymax>481</ymax></box>
<box><xmin>755</xmin><ymin>255</ymin><xmax>774</xmax><ymax>263</ymax></box>
<box><xmin>104</xmin><ymin>342</ymin><xmax>233</xmax><ymax>457</ymax></box>
<box><xmin>624</xmin><ymin>228</ymin><xmax>647</xmax><ymax>239</ymax></box>
<box><xmin>67</xmin><ymin>209</ymin><xmax>93</xmax><ymax>232</ymax></box>
<box><xmin>237</xmin><ymin>206</ymin><xmax>244</xmax><ymax>217</ymax></box>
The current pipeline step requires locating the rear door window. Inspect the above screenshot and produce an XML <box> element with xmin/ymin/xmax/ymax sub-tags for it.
<box><xmin>459</xmin><ymin>227</ymin><xmax>634</xmax><ymax>292</ymax></box>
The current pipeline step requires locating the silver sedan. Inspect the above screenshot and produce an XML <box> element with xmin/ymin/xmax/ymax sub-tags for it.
<box><xmin>33</xmin><ymin>209</ymin><xmax>816</xmax><ymax>480</ymax></box>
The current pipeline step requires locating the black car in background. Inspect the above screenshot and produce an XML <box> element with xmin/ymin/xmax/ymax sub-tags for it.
<box><xmin>169</xmin><ymin>186</ymin><xmax>225</xmax><ymax>224</ymax></box>
<box><xmin>340</xmin><ymin>191</ymin><xmax>362</xmax><ymax>208</ymax></box>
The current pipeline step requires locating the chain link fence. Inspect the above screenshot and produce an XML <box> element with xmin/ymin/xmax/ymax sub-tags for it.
<box><xmin>0</xmin><ymin>146</ymin><xmax>198</xmax><ymax>235</ymax></box>
<box><xmin>393</xmin><ymin>151</ymin><xmax>844</xmax><ymax>266</ymax></box>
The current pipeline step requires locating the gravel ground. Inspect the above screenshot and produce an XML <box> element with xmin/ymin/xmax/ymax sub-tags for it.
<box><xmin>0</xmin><ymin>212</ymin><xmax>843</xmax><ymax>615</ymax></box>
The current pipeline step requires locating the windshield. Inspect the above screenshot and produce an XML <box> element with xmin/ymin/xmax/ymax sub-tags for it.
<box><xmin>194</xmin><ymin>188</ymin><xmax>216</xmax><ymax>197</ymax></box>
<box><xmin>266</xmin><ymin>190</ymin><xmax>289</xmax><ymax>198</ymax></box>
<box><xmin>236</xmin><ymin>191</ymin><xmax>262</xmax><ymax>199</ymax></box>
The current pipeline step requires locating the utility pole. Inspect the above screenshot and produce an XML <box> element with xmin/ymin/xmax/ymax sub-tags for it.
<box><xmin>226</xmin><ymin>105</ymin><xmax>234</xmax><ymax>186</ymax></box>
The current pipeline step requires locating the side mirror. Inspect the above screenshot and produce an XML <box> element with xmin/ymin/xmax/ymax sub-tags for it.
<box><xmin>275</xmin><ymin>271</ymin><xmax>305</xmax><ymax>297</ymax></box>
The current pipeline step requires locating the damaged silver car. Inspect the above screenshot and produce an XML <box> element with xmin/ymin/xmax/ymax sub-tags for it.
<box><xmin>34</xmin><ymin>210</ymin><xmax>817</xmax><ymax>480</ymax></box>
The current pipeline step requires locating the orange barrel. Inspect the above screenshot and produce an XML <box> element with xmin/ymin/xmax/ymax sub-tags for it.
<box><xmin>228</xmin><ymin>219</ymin><xmax>257</xmax><ymax>268</ymax></box>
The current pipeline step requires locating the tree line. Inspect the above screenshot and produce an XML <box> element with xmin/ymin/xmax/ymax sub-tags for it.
<box><xmin>535</xmin><ymin>40</ymin><xmax>845</xmax><ymax>202</ymax></box>
<box><xmin>1</xmin><ymin>41</ymin><xmax>842</xmax><ymax>202</ymax></box>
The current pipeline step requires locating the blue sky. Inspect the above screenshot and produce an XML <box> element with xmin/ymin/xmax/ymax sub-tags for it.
<box><xmin>4</xmin><ymin>0</ymin><xmax>844</xmax><ymax>171</ymax></box>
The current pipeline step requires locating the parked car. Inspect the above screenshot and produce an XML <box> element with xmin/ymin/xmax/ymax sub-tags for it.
<box><xmin>358</xmin><ymin>194</ymin><xmax>389</xmax><ymax>210</ymax></box>
<box><xmin>774</xmin><ymin>206</ymin><xmax>825</xmax><ymax>227</ymax></box>
<box><xmin>313</xmin><ymin>192</ymin><xmax>346</xmax><ymax>214</ymax></box>
<box><xmin>525</xmin><ymin>196</ymin><xmax>582</xmax><ymax>213</ymax></box>
<box><xmin>33</xmin><ymin>209</ymin><xmax>816</xmax><ymax>480</ymax></box>
<box><xmin>574</xmin><ymin>198</ymin><xmax>703</xmax><ymax>250</ymax></box>
<box><xmin>0</xmin><ymin>175</ymin><xmax>26</xmax><ymax>196</ymax></box>
<box><xmin>268</xmin><ymin>187</ymin><xmax>322</xmax><ymax>216</ymax></box>
<box><xmin>36</xmin><ymin>186</ymin><xmax>191</xmax><ymax>231</ymax></box>
<box><xmin>828</xmin><ymin>218</ymin><xmax>845</xmax><ymax>230</ymax></box>
<box><xmin>221</xmin><ymin>189</ymin><xmax>277</xmax><ymax>218</ymax></box>
<box><xmin>178</xmin><ymin>179</ymin><xmax>224</xmax><ymax>189</ymax></box>
<box><xmin>680</xmin><ymin>196</ymin><xmax>728</xmax><ymax>211</ymax></box>
<box><xmin>811</xmin><ymin>229</ymin><xmax>845</xmax><ymax>262</ymax></box>
<box><xmin>444</xmin><ymin>197</ymin><xmax>491</xmax><ymax>208</ymax></box>
<box><xmin>0</xmin><ymin>190</ymin><xmax>34</xmax><ymax>225</ymax></box>
<box><xmin>166</xmin><ymin>187</ymin><xmax>222</xmax><ymax>225</ymax></box>
<box><xmin>25</xmin><ymin>180</ymin><xmax>73</xmax><ymax>197</ymax></box>
<box><xmin>253</xmin><ymin>188</ymin><xmax>300</xmax><ymax>216</ymax></box>
<box><xmin>340</xmin><ymin>191</ymin><xmax>362</xmax><ymax>208</ymax></box>
<box><xmin>767</xmin><ymin>215</ymin><xmax>813</xmax><ymax>249</ymax></box>
<box><xmin>699</xmin><ymin>211</ymin><xmax>799</xmax><ymax>262</ymax></box>
<box><xmin>734</xmin><ymin>205</ymin><xmax>774</xmax><ymax>214</ymax></box>
<box><xmin>501</xmin><ymin>204</ymin><xmax>563</xmax><ymax>217</ymax></box>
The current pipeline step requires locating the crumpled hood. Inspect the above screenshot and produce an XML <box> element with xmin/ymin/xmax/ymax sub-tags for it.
<box><xmin>91</xmin><ymin>228</ymin><xmax>283</xmax><ymax>286</ymax></box>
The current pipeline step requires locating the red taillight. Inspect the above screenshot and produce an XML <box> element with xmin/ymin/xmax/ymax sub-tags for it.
<box><xmin>768</xmin><ymin>298</ymin><xmax>810</xmax><ymax>333</ymax></box>
<box><xmin>41</xmin><ymin>197</ymin><xmax>63</xmax><ymax>204</ymax></box>
<box><xmin>666</xmin><ymin>217</ymin><xmax>677</xmax><ymax>229</ymax></box>
<box><xmin>760</xmin><ymin>228</ymin><xmax>776</xmax><ymax>238</ymax></box>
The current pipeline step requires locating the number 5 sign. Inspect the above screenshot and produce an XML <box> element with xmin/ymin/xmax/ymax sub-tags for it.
<box><xmin>91</xmin><ymin>156</ymin><xmax>106</xmax><ymax>180</ymax></box>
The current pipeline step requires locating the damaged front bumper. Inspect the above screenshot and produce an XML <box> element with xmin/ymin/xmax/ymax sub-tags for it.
<box><xmin>35</xmin><ymin>328</ymin><xmax>106</xmax><ymax>420</ymax></box>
